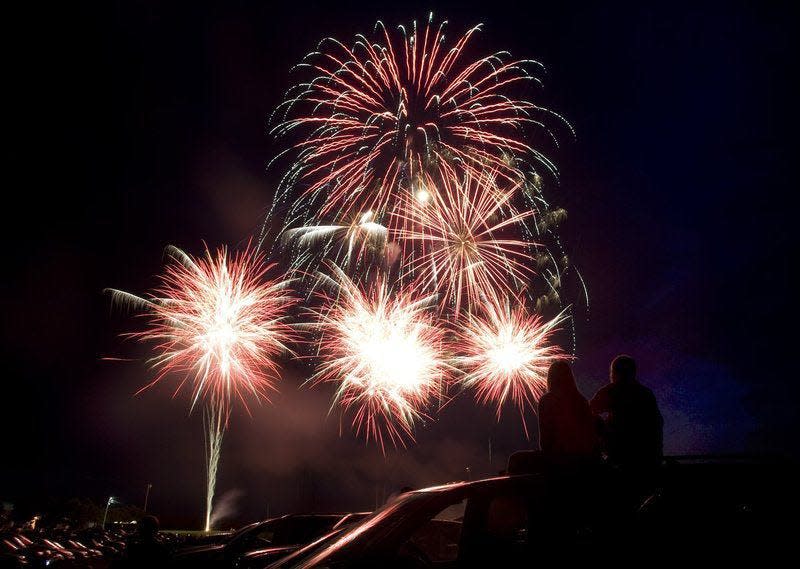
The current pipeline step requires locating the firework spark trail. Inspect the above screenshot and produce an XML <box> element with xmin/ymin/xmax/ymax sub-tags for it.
<box><xmin>393</xmin><ymin>166</ymin><xmax>537</xmax><ymax>315</ymax></box>
<box><xmin>307</xmin><ymin>264</ymin><xmax>452</xmax><ymax>451</ymax></box>
<box><xmin>107</xmin><ymin>244</ymin><xmax>297</xmax><ymax>529</ymax></box>
<box><xmin>283</xmin><ymin>210</ymin><xmax>390</xmax><ymax>271</ymax></box>
<box><xmin>204</xmin><ymin>401</ymin><xmax>224</xmax><ymax>532</ymax></box>
<box><xmin>455</xmin><ymin>295</ymin><xmax>568</xmax><ymax>437</ymax></box>
<box><xmin>269</xmin><ymin>13</ymin><xmax>571</xmax><ymax>229</ymax></box>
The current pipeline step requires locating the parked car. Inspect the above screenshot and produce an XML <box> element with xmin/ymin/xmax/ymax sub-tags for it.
<box><xmin>64</xmin><ymin>539</ymin><xmax>102</xmax><ymax>560</ymax></box>
<box><xmin>331</xmin><ymin>513</ymin><xmax>370</xmax><ymax>531</ymax></box>
<box><xmin>267</xmin><ymin>455</ymin><xmax>798</xmax><ymax>568</ymax></box>
<box><xmin>1</xmin><ymin>536</ymin><xmax>33</xmax><ymax>568</ymax></box>
<box><xmin>235</xmin><ymin>513</ymin><xmax>371</xmax><ymax>568</ymax></box>
<box><xmin>2</xmin><ymin>534</ymin><xmax>68</xmax><ymax>568</ymax></box>
<box><xmin>172</xmin><ymin>513</ymin><xmax>351</xmax><ymax>568</ymax></box>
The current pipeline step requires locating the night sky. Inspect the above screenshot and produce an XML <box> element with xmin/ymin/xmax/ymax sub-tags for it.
<box><xmin>3</xmin><ymin>1</ymin><xmax>796</xmax><ymax>528</ymax></box>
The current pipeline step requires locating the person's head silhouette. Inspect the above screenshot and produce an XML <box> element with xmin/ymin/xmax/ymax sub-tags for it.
<box><xmin>610</xmin><ymin>355</ymin><xmax>636</xmax><ymax>384</ymax></box>
<box><xmin>137</xmin><ymin>515</ymin><xmax>159</xmax><ymax>541</ymax></box>
<box><xmin>547</xmin><ymin>360</ymin><xmax>578</xmax><ymax>395</ymax></box>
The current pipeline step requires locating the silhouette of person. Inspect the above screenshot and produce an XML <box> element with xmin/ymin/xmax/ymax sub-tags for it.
<box><xmin>538</xmin><ymin>360</ymin><xmax>599</xmax><ymax>463</ymax></box>
<box><xmin>590</xmin><ymin>355</ymin><xmax>663</xmax><ymax>468</ymax></box>
<box><xmin>120</xmin><ymin>515</ymin><xmax>169</xmax><ymax>567</ymax></box>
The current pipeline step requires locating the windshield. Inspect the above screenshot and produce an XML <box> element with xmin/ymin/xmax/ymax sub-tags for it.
<box><xmin>268</xmin><ymin>501</ymin><xmax>405</xmax><ymax>569</ymax></box>
<box><xmin>273</xmin><ymin>491</ymin><xmax>448</xmax><ymax>568</ymax></box>
<box><xmin>227</xmin><ymin>520</ymin><xmax>268</xmax><ymax>546</ymax></box>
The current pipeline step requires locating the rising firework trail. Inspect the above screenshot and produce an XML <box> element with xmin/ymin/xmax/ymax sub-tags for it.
<box><xmin>455</xmin><ymin>295</ymin><xmax>568</xmax><ymax>437</ymax></box>
<box><xmin>204</xmin><ymin>401</ymin><xmax>224</xmax><ymax>532</ymax></box>
<box><xmin>106</xmin><ymin>245</ymin><xmax>297</xmax><ymax>530</ymax></box>
<box><xmin>307</xmin><ymin>264</ymin><xmax>452</xmax><ymax>451</ymax></box>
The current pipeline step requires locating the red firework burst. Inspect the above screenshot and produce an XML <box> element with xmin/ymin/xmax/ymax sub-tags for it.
<box><xmin>108</xmin><ymin>245</ymin><xmax>298</xmax><ymax>417</ymax></box>
<box><xmin>455</xmin><ymin>295</ymin><xmax>567</xmax><ymax>435</ymax></box>
<box><xmin>308</xmin><ymin>265</ymin><xmax>451</xmax><ymax>450</ymax></box>
<box><xmin>273</xmin><ymin>14</ymin><xmax>566</xmax><ymax>221</ymax></box>
<box><xmin>393</xmin><ymin>165</ymin><xmax>536</xmax><ymax>315</ymax></box>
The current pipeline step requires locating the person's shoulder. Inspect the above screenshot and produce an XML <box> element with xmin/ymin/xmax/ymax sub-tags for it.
<box><xmin>592</xmin><ymin>383</ymin><xmax>613</xmax><ymax>398</ymax></box>
<box><xmin>589</xmin><ymin>383</ymin><xmax>612</xmax><ymax>410</ymax></box>
<box><xmin>632</xmin><ymin>382</ymin><xmax>659</xmax><ymax>406</ymax></box>
<box><xmin>636</xmin><ymin>382</ymin><xmax>656</xmax><ymax>397</ymax></box>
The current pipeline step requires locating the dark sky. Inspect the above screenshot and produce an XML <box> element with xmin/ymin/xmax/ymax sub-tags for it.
<box><xmin>3</xmin><ymin>1</ymin><xmax>796</xmax><ymax>527</ymax></box>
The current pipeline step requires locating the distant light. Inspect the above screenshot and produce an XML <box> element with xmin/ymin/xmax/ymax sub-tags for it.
<box><xmin>416</xmin><ymin>188</ymin><xmax>431</xmax><ymax>204</ymax></box>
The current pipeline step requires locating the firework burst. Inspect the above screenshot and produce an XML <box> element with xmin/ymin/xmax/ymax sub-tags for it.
<box><xmin>271</xmin><ymin>13</ymin><xmax>569</xmax><ymax>227</ymax></box>
<box><xmin>393</xmin><ymin>166</ymin><xmax>536</xmax><ymax>315</ymax></box>
<box><xmin>308</xmin><ymin>265</ymin><xmax>451</xmax><ymax>450</ymax></box>
<box><xmin>456</xmin><ymin>295</ymin><xmax>567</xmax><ymax>436</ymax></box>
<box><xmin>108</xmin><ymin>245</ymin><xmax>297</xmax><ymax>414</ymax></box>
<box><xmin>107</xmin><ymin>244</ymin><xmax>297</xmax><ymax>529</ymax></box>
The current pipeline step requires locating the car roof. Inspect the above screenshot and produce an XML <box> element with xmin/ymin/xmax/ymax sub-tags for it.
<box><xmin>273</xmin><ymin>458</ymin><xmax>798</xmax><ymax>568</ymax></box>
<box><xmin>276</xmin><ymin>477</ymin><xmax>538</xmax><ymax>567</ymax></box>
<box><xmin>413</xmin><ymin>475</ymin><xmax>511</xmax><ymax>493</ymax></box>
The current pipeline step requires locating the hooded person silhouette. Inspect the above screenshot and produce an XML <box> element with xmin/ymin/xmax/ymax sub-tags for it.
<box><xmin>538</xmin><ymin>361</ymin><xmax>599</xmax><ymax>463</ymax></box>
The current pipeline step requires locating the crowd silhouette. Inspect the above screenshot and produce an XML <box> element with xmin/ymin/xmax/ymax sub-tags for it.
<box><xmin>538</xmin><ymin>354</ymin><xmax>663</xmax><ymax>469</ymax></box>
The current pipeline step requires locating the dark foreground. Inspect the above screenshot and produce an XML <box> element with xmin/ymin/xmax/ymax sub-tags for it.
<box><xmin>3</xmin><ymin>455</ymin><xmax>797</xmax><ymax>568</ymax></box>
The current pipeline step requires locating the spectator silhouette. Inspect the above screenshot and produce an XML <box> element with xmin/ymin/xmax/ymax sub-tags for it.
<box><xmin>538</xmin><ymin>360</ymin><xmax>599</xmax><ymax>463</ymax></box>
<box><xmin>119</xmin><ymin>515</ymin><xmax>169</xmax><ymax>567</ymax></box>
<box><xmin>590</xmin><ymin>355</ymin><xmax>663</xmax><ymax>468</ymax></box>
